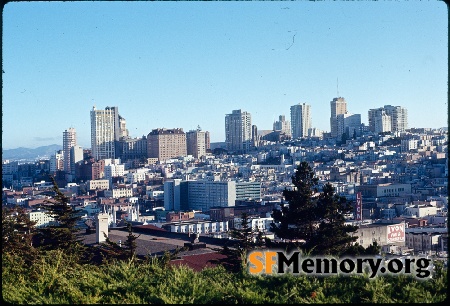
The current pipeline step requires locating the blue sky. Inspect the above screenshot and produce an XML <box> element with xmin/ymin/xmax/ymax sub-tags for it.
<box><xmin>2</xmin><ymin>1</ymin><xmax>448</xmax><ymax>150</ymax></box>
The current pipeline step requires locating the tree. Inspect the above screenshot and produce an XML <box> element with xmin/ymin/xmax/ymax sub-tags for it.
<box><xmin>271</xmin><ymin>161</ymin><xmax>319</xmax><ymax>246</ymax></box>
<box><xmin>33</xmin><ymin>176</ymin><xmax>85</xmax><ymax>257</ymax></box>
<box><xmin>217</xmin><ymin>213</ymin><xmax>266</xmax><ymax>273</ymax></box>
<box><xmin>123</xmin><ymin>222</ymin><xmax>141</xmax><ymax>261</ymax></box>
<box><xmin>2</xmin><ymin>205</ymin><xmax>38</xmax><ymax>265</ymax></box>
<box><xmin>98</xmin><ymin>222</ymin><xmax>141</xmax><ymax>262</ymax></box>
<box><xmin>312</xmin><ymin>183</ymin><xmax>358</xmax><ymax>255</ymax></box>
<box><xmin>271</xmin><ymin>162</ymin><xmax>359</xmax><ymax>256</ymax></box>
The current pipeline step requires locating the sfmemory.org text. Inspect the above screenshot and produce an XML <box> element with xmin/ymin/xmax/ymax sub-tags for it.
<box><xmin>247</xmin><ymin>250</ymin><xmax>432</xmax><ymax>279</ymax></box>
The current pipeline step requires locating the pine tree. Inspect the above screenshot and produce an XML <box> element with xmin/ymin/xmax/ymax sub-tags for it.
<box><xmin>218</xmin><ymin>213</ymin><xmax>266</xmax><ymax>273</ymax></box>
<box><xmin>271</xmin><ymin>162</ymin><xmax>359</xmax><ymax>256</ymax></box>
<box><xmin>2</xmin><ymin>205</ymin><xmax>38</xmax><ymax>265</ymax></box>
<box><xmin>271</xmin><ymin>161</ymin><xmax>319</xmax><ymax>246</ymax></box>
<box><xmin>98</xmin><ymin>222</ymin><xmax>141</xmax><ymax>262</ymax></box>
<box><xmin>312</xmin><ymin>183</ymin><xmax>358</xmax><ymax>255</ymax></box>
<box><xmin>123</xmin><ymin>222</ymin><xmax>140</xmax><ymax>261</ymax></box>
<box><xmin>33</xmin><ymin>176</ymin><xmax>85</xmax><ymax>257</ymax></box>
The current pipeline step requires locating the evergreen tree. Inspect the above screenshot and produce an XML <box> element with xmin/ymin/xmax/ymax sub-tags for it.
<box><xmin>271</xmin><ymin>161</ymin><xmax>319</xmax><ymax>246</ymax></box>
<box><xmin>123</xmin><ymin>222</ymin><xmax>140</xmax><ymax>261</ymax></box>
<box><xmin>218</xmin><ymin>213</ymin><xmax>266</xmax><ymax>273</ymax></box>
<box><xmin>33</xmin><ymin>176</ymin><xmax>85</xmax><ymax>257</ymax></box>
<box><xmin>312</xmin><ymin>183</ymin><xmax>358</xmax><ymax>255</ymax></box>
<box><xmin>2</xmin><ymin>205</ymin><xmax>38</xmax><ymax>265</ymax></box>
<box><xmin>271</xmin><ymin>162</ymin><xmax>359</xmax><ymax>256</ymax></box>
<box><xmin>98</xmin><ymin>222</ymin><xmax>141</xmax><ymax>262</ymax></box>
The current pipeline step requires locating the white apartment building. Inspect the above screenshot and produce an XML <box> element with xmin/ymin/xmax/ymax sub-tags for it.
<box><xmin>90</xmin><ymin>106</ymin><xmax>122</xmax><ymax>160</ymax></box>
<box><xmin>87</xmin><ymin>179</ymin><xmax>110</xmax><ymax>190</ymax></box>
<box><xmin>49</xmin><ymin>151</ymin><xmax>64</xmax><ymax>173</ymax></box>
<box><xmin>225</xmin><ymin>109</ymin><xmax>252</xmax><ymax>153</ymax></box>
<box><xmin>63</xmin><ymin>127</ymin><xmax>77</xmax><ymax>173</ymax></box>
<box><xmin>349</xmin><ymin>222</ymin><xmax>406</xmax><ymax>249</ymax></box>
<box><xmin>70</xmin><ymin>145</ymin><xmax>84</xmax><ymax>175</ymax></box>
<box><xmin>104</xmin><ymin>187</ymin><xmax>133</xmax><ymax>199</ymax></box>
<box><xmin>290</xmin><ymin>103</ymin><xmax>311</xmax><ymax>139</ymax></box>
<box><xmin>403</xmin><ymin>205</ymin><xmax>438</xmax><ymax>218</ymax></box>
<box><xmin>401</xmin><ymin>139</ymin><xmax>419</xmax><ymax>152</ymax></box>
<box><xmin>234</xmin><ymin>216</ymin><xmax>274</xmax><ymax>232</ymax></box>
<box><xmin>336</xmin><ymin>112</ymin><xmax>361</xmax><ymax>139</ymax></box>
<box><xmin>166</xmin><ymin>220</ymin><xmax>229</xmax><ymax>234</ymax></box>
<box><xmin>28</xmin><ymin>209</ymin><xmax>56</xmax><ymax>228</ymax></box>
<box><xmin>368</xmin><ymin>105</ymin><xmax>408</xmax><ymax>133</ymax></box>
<box><xmin>104</xmin><ymin>163</ymin><xmax>126</xmax><ymax>180</ymax></box>
<box><xmin>126</xmin><ymin>171</ymin><xmax>147</xmax><ymax>183</ymax></box>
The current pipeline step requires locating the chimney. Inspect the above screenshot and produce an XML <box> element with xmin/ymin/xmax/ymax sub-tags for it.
<box><xmin>96</xmin><ymin>213</ymin><xmax>109</xmax><ymax>243</ymax></box>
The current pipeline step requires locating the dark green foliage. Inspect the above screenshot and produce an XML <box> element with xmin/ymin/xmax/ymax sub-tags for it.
<box><xmin>123</xmin><ymin>222</ymin><xmax>140</xmax><ymax>261</ymax></box>
<box><xmin>312</xmin><ymin>183</ymin><xmax>358</xmax><ymax>255</ymax></box>
<box><xmin>218</xmin><ymin>213</ymin><xmax>268</xmax><ymax>273</ymax></box>
<box><xmin>2</xmin><ymin>249</ymin><xmax>448</xmax><ymax>304</ymax></box>
<box><xmin>2</xmin><ymin>205</ymin><xmax>38</xmax><ymax>265</ymax></box>
<box><xmin>271</xmin><ymin>161</ymin><xmax>319</xmax><ymax>245</ymax></box>
<box><xmin>97</xmin><ymin>222</ymin><xmax>141</xmax><ymax>262</ymax></box>
<box><xmin>33</xmin><ymin>176</ymin><xmax>84</xmax><ymax>253</ymax></box>
<box><xmin>271</xmin><ymin>162</ymin><xmax>359</xmax><ymax>256</ymax></box>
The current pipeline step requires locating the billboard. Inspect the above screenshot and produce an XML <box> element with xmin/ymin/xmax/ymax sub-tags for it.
<box><xmin>355</xmin><ymin>192</ymin><xmax>362</xmax><ymax>221</ymax></box>
<box><xmin>386</xmin><ymin>223</ymin><xmax>405</xmax><ymax>243</ymax></box>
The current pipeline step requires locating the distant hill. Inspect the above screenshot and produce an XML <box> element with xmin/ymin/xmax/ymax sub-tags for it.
<box><xmin>2</xmin><ymin>144</ymin><xmax>63</xmax><ymax>161</ymax></box>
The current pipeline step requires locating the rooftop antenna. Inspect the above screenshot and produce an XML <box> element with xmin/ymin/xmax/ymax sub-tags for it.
<box><xmin>337</xmin><ymin>77</ymin><xmax>339</xmax><ymax>97</ymax></box>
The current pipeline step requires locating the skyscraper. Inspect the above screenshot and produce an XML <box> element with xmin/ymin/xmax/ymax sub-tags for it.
<box><xmin>186</xmin><ymin>128</ymin><xmax>206</xmax><ymax>159</ymax></box>
<box><xmin>368</xmin><ymin>105</ymin><xmax>408</xmax><ymax>133</ymax></box>
<box><xmin>90</xmin><ymin>106</ymin><xmax>121</xmax><ymax>160</ymax></box>
<box><xmin>273</xmin><ymin>115</ymin><xmax>292</xmax><ymax>138</ymax></box>
<box><xmin>225</xmin><ymin>109</ymin><xmax>252</xmax><ymax>153</ymax></box>
<box><xmin>63</xmin><ymin>127</ymin><xmax>76</xmax><ymax>173</ymax></box>
<box><xmin>336</xmin><ymin>113</ymin><xmax>362</xmax><ymax>140</ymax></box>
<box><xmin>147</xmin><ymin>128</ymin><xmax>187</xmax><ymax>161</ymax></box>
<box><xmin>330</xmin><ymin>97</ymin><xmax>347</xmax><ymax>138</ymax></box>
<box><xmin>290</xmin><ymin>103</ymin><xmax>311</xmax><ymax>139</ymax></box>
<box><xmin>383</xmin><ymin>105</ymin><xmax>408</xmax><ymax>132</ymax></box>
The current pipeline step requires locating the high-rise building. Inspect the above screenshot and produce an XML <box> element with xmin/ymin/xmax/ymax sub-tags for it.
<box><xmin>336</xmin><ymin>113</ymin><xmax>362</xmax><ymax>140</ymax></box>
<box><xmin>290</xmin><ymin>103</ymin><xmax>311</xmax><ymax>139</ymax></box>
<box><xmin>119</xmin><ymin>136</ymin><xmax>148</xmax><ymax>161</ymax></box>
<box><xmin>164</xmin><ymin>179</ymin><xmax>182</xmax><ymax>211</ymax></box>
<box><xmin>50</xmin><ymin>150</ymin><xmax>64</xmax><ymax>173</ymax></box>
<box><xmin>186</xmin><ymin>128</ymin><xmax>206</xmax><ymax>159</ymax></box>
<box><xmin>252</xmin><ymin>125</ymin><xmax>258</xmax><ymax>148</ymax></box>
<box><xmin>147</xmin><ymin>128</ymin><xmax>187</xmax><ymax>161</ymax></box>
<box><xmin>63</xmin><ymin>128</ymin><xmax>77</xmax><ymax>173</ymax></box>
<box><xmin>165</xmin><ymin>180</ymin><xmax>262</xmax><ymax>212</ymax></box>
<box><xmin>225</xmin><ymin>109</ymin><xmax>252</xmax><ymax>153</ymax></box>
<box><xmin>90</xmin><ymin>106</ymin><xmax>122</xmax><ymax>161</ymax></box>
<box><xmin>383</xmin><ymin>105</ymin><xmax>408</xmax><ymax>132</ymax></box>
<box><xmin>330</xmin><ymin>97</ymin><xmax>347</xmax><ymax>138</ymax></box>
<box><xmin>368</xmin><ymin>105</ymin><xmax>408</xmax><ymax>133</ymax></box>
<box><xmin>70</xmin><ymin>145</ymin><xmax>84</xmax><ymax>176</ymax></box>
<box><xmin>118</xmin><ymin>115</ymin><xmax>129</xmax><ymax>139</ymax></box>
<box><xmin>205</xmin><ymin>131</ymin><xmax>211</xmax><ymax>151</ymax></box>
<box><xmin>273</xmin><ymin>115</ymin><xmax>292</xmax><ymax>138</ymax></box>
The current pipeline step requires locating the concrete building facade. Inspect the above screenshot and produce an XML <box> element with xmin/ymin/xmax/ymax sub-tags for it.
<box><xmin>290</xmin><ymin>103</ymin><xmax>312</xmax><ymax>139</ymax></box>
<box><xmin>330</xmin><ymin>97</ymin><xmax>347</xmax><ymax>138</ymax></box>
<box><xmin>147</xmin><ymin>128</ymin><xmax>187</xmax><ymax>161</ymax></box>
<box><xmin>225</xmin><ymin>109</ymin><xmax>252</xmax><ymax>153</ymax></box>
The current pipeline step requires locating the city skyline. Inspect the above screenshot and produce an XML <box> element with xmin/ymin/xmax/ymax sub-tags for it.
<box><xmin>2</xmin><ymin>1</ymin><xmax>448</xmax><ymax>150</ymax></box>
